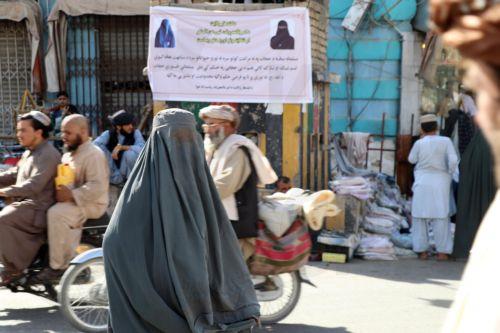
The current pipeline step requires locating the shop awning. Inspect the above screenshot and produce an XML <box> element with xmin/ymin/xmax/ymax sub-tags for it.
<box><xmin>45</xmin><ymin>0</ymin><xmax>149</xmax><ymax>92</ymax></box>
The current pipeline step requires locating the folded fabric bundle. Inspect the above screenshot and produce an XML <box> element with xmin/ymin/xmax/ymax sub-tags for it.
<box><xmin>363</xmin><ymin>216</ymin><xmax>395</xmax><ymax>235</ymax></box>
<box><xmin>332</xmin><ymin>177</ymin><xmax>368</xmax><ymax>187</ymax></box>
<box><xmin>317</xmin><ymin>230</ymin><xmax>360</xmax><ymax>248</ymax></box>
<box><xmin>376</xmin><ymin>192</ymin><xmax>401</xmax><ymax>211</ymax></box>
<box><xmin>359</xmin><ymin>253</ymin><xmax>397</xmax><ymax>261</ymax></box>
<box><xmin>390</xmin><ymin>231</ymin><xmax>413</xmax><ymax>249</ymax></box>
<box><xmin>356</xmin><ymin>233</ymin><xmax>397</xmax><ymax>260</ymax></box>
<box><xmin>331</xmin><ymin>177</ymin><xmax>374</xmax><ymax>201</ymax></box>
<box><xmin>394</xmin><ymin>247</ymin><xmax>417</xmax><ymax>258</ymax></box>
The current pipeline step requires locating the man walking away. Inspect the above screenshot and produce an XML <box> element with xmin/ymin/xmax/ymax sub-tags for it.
<box><xmin>409</xmin><ymin>114</ymin><xmax>458</xmax><ymax>261</ymax></box>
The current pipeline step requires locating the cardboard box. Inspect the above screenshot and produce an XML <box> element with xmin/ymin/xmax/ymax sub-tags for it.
<box><xmin>325</xmin><ymin>195</ymin><xmax>346</xmax><ymax>231</ymax></box>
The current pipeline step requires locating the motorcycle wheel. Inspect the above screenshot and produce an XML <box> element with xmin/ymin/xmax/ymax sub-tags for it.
<box><xmin>58</xmin><ymin>257</ymin><xmax>108</xmax><ymax>333</ymax></box>
<box><xmin>258</xmin><ymin>271</ymin><xmax>301</xmax><ymax>324</ymax></box>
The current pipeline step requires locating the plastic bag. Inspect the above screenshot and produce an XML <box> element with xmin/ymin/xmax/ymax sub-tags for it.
<box><xmin>258</xmin><ymin>200</ymin><xmax>300</xmax><ymax>237</ymax></box>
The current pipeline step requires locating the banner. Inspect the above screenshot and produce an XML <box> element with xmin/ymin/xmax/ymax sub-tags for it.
<box><xmin>148</xmin><ymin>6</ymin><xmax>312</xmax><ymax>103</ymax></box>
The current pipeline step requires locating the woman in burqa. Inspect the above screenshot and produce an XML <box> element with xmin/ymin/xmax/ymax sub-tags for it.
<box><xmin>155</xmin><ymin>19</ymin><xmax>176</xmax><ymax>48</ymax></box>
<box><xmin>103</xmin><ymin>109</ymin><xmax>260</xmax><ymax>332</ymax></box>
<box><xmin>270</xmin><ymin>20</ymin><xmax>294</xmax><ymax>50</ymax></box>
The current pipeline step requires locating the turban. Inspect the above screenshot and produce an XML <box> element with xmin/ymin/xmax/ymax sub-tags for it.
<box><xmin>199</xmin><ymin>105</ymin><xmax>240</xmax><ymax>128</ymax></box>
<box><xmin>109</xmin><ymin>110</ymin><xmax>134</xmax><ymax>126</ymax></box>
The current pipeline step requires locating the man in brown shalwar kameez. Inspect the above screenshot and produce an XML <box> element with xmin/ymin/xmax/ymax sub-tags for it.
<box><xmin>0</xmin><ymin>111</ymin><xmax>61</xmax><ymax>286</ymax></box>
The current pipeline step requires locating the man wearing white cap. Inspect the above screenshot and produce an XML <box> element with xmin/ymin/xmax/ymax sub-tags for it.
<box><xmin>200</xmin><ymin>105</ymin><xmax>277</xmax><ymax>260</ymax></box>
<box><xmin>0</xmin><ymin>111</ymin><xmax>61</xmax><ymax>286</ymax></box>
<box><xmin>408</xmin><ymin>114</ymin><xmax>458</xmax><ymax>260</ymax></box>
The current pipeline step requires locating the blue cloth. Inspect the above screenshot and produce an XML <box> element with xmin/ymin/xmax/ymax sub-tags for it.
<box><xmin>93</xmin><ymin>129</ymin><xmax>145</xmax><ymax>184</ymax></box>
<box><xmin>155</xmin><ymin>19</ymin><xmax>175</xmax><ymax>48</ymax></box>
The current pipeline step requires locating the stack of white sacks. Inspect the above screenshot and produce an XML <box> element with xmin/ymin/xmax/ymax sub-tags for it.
<box><xmin>331</xmin><ymin>177</ymin><xmax>372</xmax><ymax>201</ymax></box>
<box><xmin>331</xmin><ymin>175</ymin><xmax>415</xmax><ymax>260</ymax></box>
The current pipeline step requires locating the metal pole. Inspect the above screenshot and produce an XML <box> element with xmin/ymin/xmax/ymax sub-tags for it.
<box><xmin>380</xmin><ymin>113</ymin><xmax>385</xmax><ymax>173</ymax></box>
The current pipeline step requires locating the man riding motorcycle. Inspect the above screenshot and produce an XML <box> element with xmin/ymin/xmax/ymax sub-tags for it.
<box><xmin>36</xmin><ymin>114</ymin><xmax>109</xmax><ymax>282</ymax></box>
<box><xmin>200</xmin><ymin>104</ymin><xmax>277</xmax><ymax>260</ymax></box>
<box><xmin>0</xmin><ymin>111</ymin><xmax>61</xmax><ymax>286</ymax></box>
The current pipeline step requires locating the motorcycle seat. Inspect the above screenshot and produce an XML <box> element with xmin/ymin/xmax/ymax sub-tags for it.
<box><xmin>83</xmin><ymin>213</ymin><xmax>110</xmax><ymax>229</ymax></box>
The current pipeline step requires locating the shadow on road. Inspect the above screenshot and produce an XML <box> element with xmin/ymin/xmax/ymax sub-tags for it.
<box><xmin>257</xmin><ymin>323</ymin><xmax>352</xmax><ymax>333</ymax></box>
<box><xmin>309</xmin><ymin>258</ymin><xmax>466</xmax><ymax>286</ymax></box>
<box><xmin>0</xmin><ymin>307</ymin><xmax>351</xmax><ymax>333</ymax></box>
<box><xmin>0</xmin><ymin>306</ymin><xmax>76</xmax><ymax>333</ymax></box>
<box><xmin>419</xmin><ymin>298</ymin><xmax>454</xmax><ymax>309</ymax></box>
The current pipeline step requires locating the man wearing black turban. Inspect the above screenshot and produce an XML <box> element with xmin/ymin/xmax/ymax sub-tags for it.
<box><xmin>93</xmin><ymin>110</ymin><xmax>145</xmax><ymax>185</ymax></box>
<box><xmin>103</xmin><ymin>109</ymin><xmax>259</xmax><ymax>333</ymax></box>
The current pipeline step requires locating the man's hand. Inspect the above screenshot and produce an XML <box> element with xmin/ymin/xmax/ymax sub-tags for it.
<box><xmin>111</xmin><ymin>145</ymin><xmax>121</xmax><ymax>160</ymax></box>
<box><xmin>62</xmin><ymin>105</ymin><xmax>70</xmax><ymax>116</ymax></box>
<box><xmin>56</xmin><ymin>185</ymin><xmax>74</xmax><ymax>203</ymax></box>
<box><xmin>429</xmin><ymin>0</ymin><xmax>466</xmax><ymax>32</ymax></box>
<box><xmin>111</xmin><ymin>144</ymin><xmax>130</xmax><ymax>160</ymax></box>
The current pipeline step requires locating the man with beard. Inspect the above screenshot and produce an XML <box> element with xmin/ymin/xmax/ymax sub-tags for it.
<box><xmin>0</xmin><ymin>111</ymin><xmax>60</xmax><ymax>286</ymax></box>
<box><xmin>429</xmin><ymin>1</ymin><xmax>500</xmax><ymax>331</ymax></box>
<box><xmin>200</xmin><ymin>105</ymin><xmax>277</xmax><ymax>260</ymax></box>
<box><xmin>35</xmin><ymin>114</ymin><xmax>109</xmax><ymax>281</ymax></box>
<box><xmin>94</xmin><ymin>110</ymin><xmax>145</xmax><ymax>185</ymax></box>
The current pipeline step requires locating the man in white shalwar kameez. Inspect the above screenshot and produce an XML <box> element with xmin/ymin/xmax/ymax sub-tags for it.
<box><xmin>409</xmin><ymin>114</ymin><xmax>458</xmax><ymax>260</ymax></box>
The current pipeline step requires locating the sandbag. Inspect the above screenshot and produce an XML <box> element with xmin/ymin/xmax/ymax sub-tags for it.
<box><xmin>258</xmin><ymin>200</ymin><xmax>300</xmax><ymax>237</ymax></box>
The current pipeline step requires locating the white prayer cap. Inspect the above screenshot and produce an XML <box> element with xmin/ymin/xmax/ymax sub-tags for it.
<box><xmin>420</xmin><ymin>114</ymin><xmax>437</xmax><ymax>124</ymax></box>
<box><xmin>20</xmin><ymin>110</ymin><xmax>51</xmax><ymax>127</ymax></box>
<box><xmin>199</xmin><ymin>104</ymin><xmax>240</xmax><ymax>128</ymax></box>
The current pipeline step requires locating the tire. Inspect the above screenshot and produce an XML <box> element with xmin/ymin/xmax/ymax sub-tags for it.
<box><xmin>258</xmin><ymin>271</ymin><xmax>301</xmax><ymax>324</ymax></box>
<box><xmin>58</xmin><ymin>257</ymin><xmax>108</xmax><ymax>333</ymax></box>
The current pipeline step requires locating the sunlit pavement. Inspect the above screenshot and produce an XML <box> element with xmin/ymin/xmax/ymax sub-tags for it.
<box><xmin>0</xmin><ymin>259</ymin><xmax>465</xmax><ymax>333</ymax></box>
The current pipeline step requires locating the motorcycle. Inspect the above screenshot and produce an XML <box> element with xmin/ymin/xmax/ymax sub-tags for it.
<box><xmin>2</xmin><ymin>213</ymin><xmax>109</xmax><ymax>329</ymax></box>
<box><xmin>59</xmin><ymin>246</ymin><xmax>314</xmax><ymax>332</ymax></box>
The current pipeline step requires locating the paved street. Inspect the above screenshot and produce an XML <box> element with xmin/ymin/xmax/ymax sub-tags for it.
<box><xmin>0</xmin><ymin>259</ymin><xmax>465</xmax><ymax>333</ymax></box>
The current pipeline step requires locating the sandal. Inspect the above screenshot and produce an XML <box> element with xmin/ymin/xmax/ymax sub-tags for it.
<box><xmin>437</xmin><ymin>253</ymin><xmax>449</xmax><ymax>261</ymax></box>
<box><xmin>418</xmin><ymin>252</ymin><xmax>429</xmax><ymax>260</ymax></box>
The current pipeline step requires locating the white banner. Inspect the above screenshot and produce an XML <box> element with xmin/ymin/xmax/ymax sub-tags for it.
<box><xmin>148</xmin><ymin>6</ymin><xmax>312</xmax><ymax>103</ymax></box>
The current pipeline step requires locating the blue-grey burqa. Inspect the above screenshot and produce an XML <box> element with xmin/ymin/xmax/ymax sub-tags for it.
<box><xmin>155</xmin><ymin>19</ymin><xmax>175</xmax><ymax>48</ymax></box>
<box><xmin>103</xmin><ymin>109</ymin><xmax>259</xmax><ymax>332</ymax></box>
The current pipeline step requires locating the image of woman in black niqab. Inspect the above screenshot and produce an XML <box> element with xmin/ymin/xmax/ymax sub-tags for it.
<box><xmin>103</xmin><ymin>109</ymin><xmax>259</xmax><ymax>333</ymax></box>
<box><xmin>270</xmin><ymin>20</ymin><xmax>295</xmax><ymax>50</ymax></box>
<box><xmin>155</xmin><ymin>18</ymin><xmax>176</xmax><ymax>48</ymax></box>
